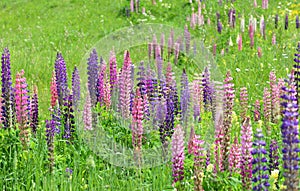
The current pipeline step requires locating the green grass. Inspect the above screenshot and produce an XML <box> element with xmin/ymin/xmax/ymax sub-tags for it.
<box><xmin>0</xmin><ymin>0</ymin><xmax>299</xmax><ymax>190</ymax></box>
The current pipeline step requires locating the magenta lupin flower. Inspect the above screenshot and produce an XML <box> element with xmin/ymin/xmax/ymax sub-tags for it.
<box><xmin>262</xmin><ymin>0</ymin><xmax>268</xmax><ymax>9</ymax></box>
<box><xmin>119</xmin><ymin>51</ymin><xmax>132</xmax><ymax>119</ymax></box>
<box><xmin>249</xmin><ymin>24</ymin><xmax>254</xmax><ymax>48</ymax></box>
<box><xmin>229</xmin><ymin>136</ymin><xmax>242</xmax><ymax>173</ymax></box>
<box><xmin>172</xmin><ymin>124</ymin><xmax>185</xmax><ymax>186</ymax></box>
<box><xmin>240</xmin><ymin>117</ymin><xmax>253</xmax><ymax>190</ymax></box>
<box><xmin>222</xmin><ymin>71</ymin><xmax>235</xmax><ymax>170</ymax></box>
<box><xmin>109</xmin><ymin>50</ymin><xmax>118</xmax><ymax>93</ymax></box>
<box><xmin>15</xmin><ymin>70</ymin><xmax>30</xmax><ymax>146</ymax></box>
<box><xmin>97</xmin><ymin>63</ymin><xmax>106</xmax><ymax>106</ymax></box>
<box><xmin>83</xmin><ymin>88</ymin><xmax>92</xmax><ymax>131</ymax></box>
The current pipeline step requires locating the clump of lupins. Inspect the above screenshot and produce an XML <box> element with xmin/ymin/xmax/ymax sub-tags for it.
<box><xmin>251</xmin><ymin>128</ymin><xmax>270</xmax><ymax>190</ymax></box>
<box><xmin>281</xmin><ymin>71</ymin><xmax>300</xmax><ymax>191</ymax></box>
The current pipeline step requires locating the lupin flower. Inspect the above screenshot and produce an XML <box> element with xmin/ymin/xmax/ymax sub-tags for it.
<box><xmin>229</xmin><ymin>136</ymin><xmax>242</xmax><ymax>173</ymax></box>
<box><xmin>240</xmin><ymin>87</ymin><xmax>248</xmax><ymax>121</ymax></box>
<box><xmin>254</xmin><ymin>99</ymin><xmax>261</xmax><ymax>121</ymax></box>
<box><xmin>272</xmin><ymin>33</ymin><xmax>276</xmax><ymax>45</ymax></box>
<box><xmin>222</xmin><ymin>71</ymin><xmax>235</xmax><ymax>170</ymax></box>
<box><xmin>281</xmin><ymin>71</ymin><xmax>300</xmax><ymax>191</ymax></box>
<box><xmin>294</xmin><ymin>42</ymin><xmax>300</xmax><ymax>96</ymax></box>
<box><xmin>152</xmin><ymin>34</ymin><xmax>157</xmax><ymax>59</ymax></box>
<box><xmin>55</xmin><ymin>53</ymin><xmax>68</xmax><ymax>107</ymax></box>
<box><xmin>270</xmin><ymin>71</ymin><xmax>280</xmax><ymax>123</ymax></box>
<box><xmin>260</xmin><ymin>15</ymin><xmax>265</xmax><ymax>39</ymax></box>
<box><xmin>160</xmin><ymin>33</ymin><xmax>164</xmax><ymax>58</ymax></box>
<box><xmin>130</xmin><ymin>0</ymin><xmax>134</xmax><ymax>12</ymax></box>
<box><xmin>285</xmin><ymin>14</ymin><xmax>289</xmax><ymax>30</ymax></box>
<box><xmin>202</xmin><ymin>67</ymin><xmax>214</xmax><ymax>111</ymax></box>
<box><xmin>238</xmin><ymin>34</ymin><xmax>242</xmax><ymax>51</ymax></box>
<box><xmin>181</xmin><ymin>69</ymin><xmax>190</xmax><ymax>125</ymax></box>
<box><xmin>240</xmin><ymin>118</ymin><xmax>253</xmax><ymax>190</ymax></box>
<box><xmin>249</xmin><ymin>22</ymin><xmax>254</xmax><ymax>48</ymax></box>
<box><xmin>192</xmin><ymin>80</ymin><xmax>201</xmax><ymax>122</ymax></box>
<box><xmin>72</xmin><ymin>66</ymin><xmax>80</xmax><ymax>110</ymax></box>
<box><xmin>160</xmin><ymin>89</ymin><xmax>175</xmax><ymax>144</ymax></box>
<box><xmin>296</xmin><ymin>16</ymin><xmax>299</xmax><ymax>29</ymax></box>
<box><xmin>275</xmin><ymin>14</ymin><xmax>279</xmax><ymax>29</ymax></box>
<box><xmin>214</xmin><ymin>116</ymin><xmax>224</xmax><ymax>172</ymax></box>
<box><xmin>1</xmin><ymin>48</ymin><xmax>14</xmax><ymax>129</ymax></box>
<box><xmin>269</xmin><ymin>139</ymin><xmax>279</xmax><ymax>173</ymax></box>
<box><xmin>217</xmin><ymin>20</ymin><xmax>222</xmax><ymax>34</ymax></box>
<box><xmin>30</xmin><ymin>86</ymin><xmax>39</xmax><ymax>135</ymax></box>
<box><xmin>45</xmin><ymin>118</ymin><xmax>60</xmax><ymax>172</ymax></box>
<box><xmin>87</xmin><ymin>49</ymin><xmax>99</xmax><ymax>106</ymax></box>
<box><xmin>172</xmin><ymin>124</ymin><xmax>185</xmax><ymax>185</ymax></box>
<box><xmin>263</xmin><ymin>87</ymin><xmax>271</xmax><ymax>124</ymax></box>
<box><xmin>262</xmin><ymin>0</ymin><xmax>268</xmax><ymax>9</ymax></box>
<box><xmin>96</xmin><ymin>63</ymin><xmax>106</xmax><ymax>106</ymax></box>
<box><xmin>184</xmin><ymin>25</ymin><xmax>190</xmax><ymax>54</ymax></box>
<box><xmin>193</xmin><ymin>135</ymin><xmax>206</xmax><ymax>191</ymax></box>
<box><xmin>0</xmin><ymin>97</ymin><xmax>2</xmax><ymax>127</ymax></box>
<box><xmin>15</xmin><ymin>70</ymin><xmax>30</xmax><ymax>146</ymax></box>
<box><xmin>119</xmin><ymin>51</ymin><xmax>132</xmax><ymax>119</ymax></box>
<box><xmin>174</xmin><ymin>42</ymin><xmax>180</xmax><ymax>65</ymax></box>
<box><xmin>50</xmin><ymin>71</ymin><xmax>58</xmax><ymax>108</ymax></box>
<box><xmin>253</xmin><ymin>0</ymin><xmax>257</xmax><ymax>7</ymax></box>
<box><xmin>131</xmin><ymin>88</ymin><xmax>144</xmax><ymax>156</ymax></box>
<box><xmin>63</xmin><ymin>94</ymin><xmax>76</xmax><ymax>142</ymax></box>
<box><xmin>83</xmin><ymin>89</ymin><xmax>92</xmax><ymax>131</ymax></box>
<box><xmin>257</xmin><ymin>47</ymin><xmax>262</xmax><ymax>58</ymax></box>
<box><xmin>251</xmin><ymin>128</ymin><xmax>270</xmax><ymax>190</ymax></box>
<box><xmin>240</xmin><ymin>16</ymin><xmax>245</xmax><ymax>33</ymax></box>
<box><xmin>103</xmin><ymin>80</ymin><xmax>111</xmax><ymax>109</ymax></box>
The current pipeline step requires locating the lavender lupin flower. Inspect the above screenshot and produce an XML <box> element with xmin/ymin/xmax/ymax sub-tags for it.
<box><xmin>63</xmin><ymin>94</ymin><xmax>76</xmax><ymax>142</ymax></box>
<box><xmin>1</xmin><ymin>48</ymin><xmax>14</xmax><ymax>129</ymax></box>
<box><xmin>55</xmin><ymin>53</ymin><xmax>68</xmax><ymax>107</ymax></box>
<box><xmin>294</xmin><ymin>42</ymin><xmax>300</xmax><ymax>98</ymax></box>
<box><xmin>285</xmin><ymin>13</ymin><xmax>289</xmax><ymax>30</ymax></box>
<box><xmin>172</xmin><ymin>124</ymin><xmax>185</xmax><ymax>186</ymax></box>
<box><xmin>180</xmin><ymin>69</ymin><xmax>190</xmax><ymax>126</ymax></box>
<box><xmin>269</xmin><ymin>139</ymin><xmax>279</xmax><ymax>173</ymax></box>
<box><xmin>30</xmin><ymin>86</ymin><xmax>39</xmax><ymax>135</ymax></box>
<box><xmin>202</xmin><ymin>67</ymin><xmax>213</xmax><ymax>111</ymax></box>
<box><xmin>87</xmin><ymin>49</ymin><xmax>99</xmax><ymax>106</ymax></box>
<box><xmin>281</xmin><ymin>71</ymin><xmax>300</xmax><ymax>191</ymax></box>
<box><xmin>217</xmin><ymin>20</ymin><xmax>222</xmax><ymax>34</ymax></box>
<box><xmin>251</xmin><ymin>128</ymin><xmax>270</xmax><ymax>190</ymax></box>
<box><xmin>275</xmin><ymin>14</ymin><xmax>279</xmax><ymax>29</ymax></box>
<box><xmin>72</xmin><ymin>66</ymin><xmax>80</xmax><ymax>110</ymax></box>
